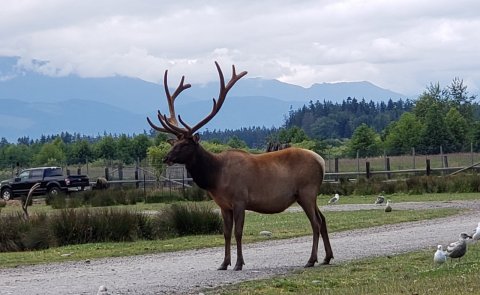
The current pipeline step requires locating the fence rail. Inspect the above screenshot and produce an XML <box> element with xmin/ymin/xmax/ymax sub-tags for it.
<box><xmin>2</xmin><ymin>152</ymin><xmax>480</xmax><ymax>189</ymax></box>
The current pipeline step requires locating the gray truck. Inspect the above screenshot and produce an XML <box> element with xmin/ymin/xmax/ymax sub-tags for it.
<box><xmin>0</xmin><ymin>166</ymin><xmax>90</xmax><ymax>201</ymax></box>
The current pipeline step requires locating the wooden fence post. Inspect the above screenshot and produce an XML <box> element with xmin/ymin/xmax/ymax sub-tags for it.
<box><xmin>134</xmin><ymin>170</ymin><xmax>139</xmax><ymax>189</ymax></box>
<box><xmin>366</xmin><ymin>161</ymin><xmax>371</xmax><ymax>179</ymax></box>
<box><xmin>426</xmin><ymin>159</ymin><xmax>431</xmax><ymax>176</ymax></box>
<box><xmin>105</xmin><ymin>167</ymin><xmax>109</xmax><ymax>181</ymax></box>
<box><xmin>118</xmin><ymin>163</ymin><xmax>123</xmax><ymax>180</ymax></box>
<box><xmin>386</xmin><ymin>157</ymin><xmax>391</xmax><ymax>179</ymax></box>
<box><xmin>334</xmin><ymin>158</ymin><xmax>339</xmax><ymax>181</ymax></box>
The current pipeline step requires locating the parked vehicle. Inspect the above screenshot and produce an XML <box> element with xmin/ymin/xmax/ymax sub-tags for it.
<box><xmin>0</xmin><ymin>167</ymin><xmax>90</xmax><ymax>201</ymax></box>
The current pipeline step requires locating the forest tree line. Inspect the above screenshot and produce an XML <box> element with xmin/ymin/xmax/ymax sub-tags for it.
<box><xmin>0</xmin><ymin>78</ymin><xmax>479</xmax><ymax>170</ymax></box>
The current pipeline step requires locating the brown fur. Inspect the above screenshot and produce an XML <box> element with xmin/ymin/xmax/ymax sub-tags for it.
<box><xmin>164</xmin><ymin>139</ymin><xmax>334</xmax><ymax>270</ymax></box>
<box><xmin>148</xmin><ymin>62</ymin><xmax>333</xmax><ymax>270</ymax></box>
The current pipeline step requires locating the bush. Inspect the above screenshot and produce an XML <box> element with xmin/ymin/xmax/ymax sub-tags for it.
<box><xmin>321</xmin><ymin>172</ymin><xmax>480</xmax><ymax>196</ymax></box>
<box><xmin>145</xmin><ymin>190</ymin><xmax>183</xmax><ymax>204</ymax></box>
<box><xmin>0</xmin><ymin>204</ymin><xmax>223</xmax><ymax>253</ymax></box>
<box><xmin>0</xmin><ymin>213</ymin><xmax>27</xmax><ymax>252</ymax></box>
<box><xmin>165</xmin><ymin>203</ymin><xmax>222</xmax><ymax>236</ymax></box>
<box><xmin>50</xmin><ymin>208</ymin><xmax>152</xmax><ymax>246</ymax></box>
<box><xmin>21</xmin><ymin>213</ymin><xmax>53</xmax><ymax>250</ymax></box>
<box><xmin>183</xmin><ymin>184</ymin><xmax>209</xmax><ymax>202</ymax></box>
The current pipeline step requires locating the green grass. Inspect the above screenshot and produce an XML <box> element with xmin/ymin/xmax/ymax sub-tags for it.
<box><xmin>0</xmin><ymin>207</ymin><xmax>462</xmax><ymax>268</ymax></box>
<box><xmin>208</xmin><ymin>243</ymin><xmax>480</xmax><ymax>295</ymax></box>
<box><xmin>317</xmin><ymin>192</ymin><xmax>480</xmax><ymax>205</ymax></box>
<box><xmin>3</xmin><ymin>192</ymin><xmax>478</xmax><ymax>215</ymax></box>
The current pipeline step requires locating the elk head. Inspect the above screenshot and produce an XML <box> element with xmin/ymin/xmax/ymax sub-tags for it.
<box><xmin>147</xmin><ymin>61</ymin><xmax>248</xmax><ymax>165</ymax></box>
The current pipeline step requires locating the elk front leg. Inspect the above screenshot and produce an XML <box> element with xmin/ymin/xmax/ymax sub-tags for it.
<box><xmin>233</xmin><ymin>206</ymin><xmax>246</xmax><ymax>271</ymax></box>
<box><xmin>218</xmin><ymin>208</ymin><xmax>233</xmax><ymax>270</ymax></box>
<box><xmin>297</xmin><ymin>198</ymin><xmax>320</xmax><ymax>267</ymax></box>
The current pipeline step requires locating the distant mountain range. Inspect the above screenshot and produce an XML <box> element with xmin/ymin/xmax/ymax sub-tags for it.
<box><xmin>0</xmin><ymin>56</ymin><xmax>407</xmax><ymax>142</ymax></box>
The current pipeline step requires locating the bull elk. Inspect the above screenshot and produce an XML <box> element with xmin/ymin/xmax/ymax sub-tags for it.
<box><xmin>147</xmin><ymin>62</ymin><xmax>334</xmax><ymax>270</ymax></box>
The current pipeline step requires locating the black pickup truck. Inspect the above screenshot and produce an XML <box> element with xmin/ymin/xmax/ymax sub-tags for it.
<box><xmin>0</xmin><ymin>167</ymin><xmax>90</xmax><ymax>201</ymax></box>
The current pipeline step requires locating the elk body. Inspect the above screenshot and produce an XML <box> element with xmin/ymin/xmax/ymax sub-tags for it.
<box><xmin>147</xmin><ymin>62</ymin><xmax>334</xmax><ymax>270</ymax></box>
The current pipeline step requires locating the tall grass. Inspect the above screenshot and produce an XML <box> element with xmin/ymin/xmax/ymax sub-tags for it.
<box><xmin>0</xmin><ymin>203</ymin><xmax>222</xmax><ymax>253</ymax></box>
<box><xmin>166</xmin><ymin>203</ymin><xmax>222</xmax><ymax>236</ymax></box>
<box><xmin>320</xmin><ymin>173</ymin><xmax>480</xmax><ymax>195</ymax></box>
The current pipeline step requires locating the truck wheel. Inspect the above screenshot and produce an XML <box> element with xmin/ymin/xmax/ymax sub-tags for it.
<box><xmin>48</xmin><ymin>186</ymin><xmax>61</xmax><ymax>196</ymax></box>
<box><xmin>1</xmin><ymin>188</ymin><xmax>13</xmax><ymax>201</ymax></box>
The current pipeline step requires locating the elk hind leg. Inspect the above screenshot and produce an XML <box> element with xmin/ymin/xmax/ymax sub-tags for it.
<box><xmin>316</xmin><ymin>207</ymin><xmax>334</xmax><ymax>264</ymax></box>
<box><xmin>218</xmin><ymin>209</ymin><xmax>233</xmax><ymax>270</ymax></box>
<box><xmin>233</xmin><ymin>206</ymin><xmax>246</xmax><ymax>271</ymax></box>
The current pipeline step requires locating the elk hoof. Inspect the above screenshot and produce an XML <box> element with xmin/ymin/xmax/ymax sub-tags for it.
<box><xmin>321</xmin><ymin>257</ymin><xmax>333</xmax><ymax>265</ymax></box>
<box><xmin>217</xmin><ymin>262</ymin><xmax>230</xmax><ymax>270</ymax></box>
<box><xmin>233</xmin><ymin>264</ymin><xmax>243</xmax><ymax>271</ymax></box>
<box><xmin>304</xmin><ymin>260</ymin><xmax>316</xmax><ymax>268</ymax></box>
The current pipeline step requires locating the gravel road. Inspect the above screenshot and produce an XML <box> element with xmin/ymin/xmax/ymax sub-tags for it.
<box><xmin>1</xmin><ymin>200</ymin><xmax>479</xmax><ymax>295</ymax></box>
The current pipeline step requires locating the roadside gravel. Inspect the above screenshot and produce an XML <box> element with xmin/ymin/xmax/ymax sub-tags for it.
<box><xmin>1</xmin><ymin>200</ymin><xmax>479</xmax><ymax>295</ymax></box>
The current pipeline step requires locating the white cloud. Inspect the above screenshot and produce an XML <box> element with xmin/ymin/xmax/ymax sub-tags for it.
<box><xmin>1</xmin><ymin>0</ymin><xmax>480</xmax><ymax>96</ymax></box>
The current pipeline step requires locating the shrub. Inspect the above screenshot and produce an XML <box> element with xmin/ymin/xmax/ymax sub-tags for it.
<box><xmin>145</xmin><ymin>190</ymin><xmax>183</xmax><ymax>204</ymax></box>
<box><xmin>0</xmin><ymin>213</ymin><xmax>27</xmax><ymax>252</ymax></box>
<box><xmin>150</xmin><ymin>211</ymin><xmax>177</xmax><ymax>239</ymax></box>
<box><xmin>165</xmin><ymin>203</ymin><xmax>222</xmax><ymax>236</ymax></box>
<box><xmin>73</xmin><ymin>188</ymin><xmax>139</xmax><ymax>207</ymax></box>
<box><xmin>49</xmin><ymin>194</ymin><xmax>67</xmax><ymax>209</ymax></box>
<box><xmin>21</xmin><ymin>213</ymin><xmax>53</xmax><ymax>250</ymax></box>
<box><xmin>50</xmin><ymin>208</ymin><xmax>152</xmax><ymax>245</ymax></box>
<box><xmin>183</xmin><ymin>184</ymin><xmax>209</xmax><ymax>202</ymax></box>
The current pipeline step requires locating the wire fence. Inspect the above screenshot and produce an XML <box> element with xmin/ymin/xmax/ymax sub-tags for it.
<box><xmin>2</xmin><ymin>151</ymin><xmax>480</xmax><ymax>189</ymax></box>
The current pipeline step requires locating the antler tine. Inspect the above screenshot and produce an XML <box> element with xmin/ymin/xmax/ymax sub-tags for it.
<box><xmin>160</xmin><ymin>113</ymin><xmax>189</xmax><ymax>136</ymax></box>
<box><xmin>147</xmin><ymin>68</ymin><xmax>192</xmax><ymax>137</ymax></box>
<box><xmin>163</xmin><ymin>69</ymin><xmax>191</xmax><ymax>126</ymax></box>
<box><xmin>147</xmin><ymin>110</ymin><xmax>184</xmax><ymax>137</ymax></box>
<box><xmin>189</xmin><ymin>61</ymin><xmax>248</xmax><ymax>134</ymax></box>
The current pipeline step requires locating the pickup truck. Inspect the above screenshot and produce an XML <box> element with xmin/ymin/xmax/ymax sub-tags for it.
<box><xmin>0</xmin><ymin>167</ymin><xmax>90</xmax><ymax>201</ymax></box>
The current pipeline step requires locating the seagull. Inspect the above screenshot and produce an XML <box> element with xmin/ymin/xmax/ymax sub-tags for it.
<box><xmin>446</xmin><ymin>232</ymin><xmax>472</xmax><ymax>260</ymax></box>
<box><xmin>97</xmin><ymin>285</ymin><xmax>109</xmax><ymax>295</ymax></box>
<box><xmin>472</xmin><ymin>222</ymin><xmax>480</xmax><ymax>241</ymax></box>
<box><xmin>328</xmin><ymin>193</ymin><xmax>340</xmax><ymax>205</ymax></box>
<box><xmin>433</xmin><ymin>245</ymin><xmax>447</xmax><ymax>264</ymax></box>
<box><xmin>375</xmin><ymin>194</ymin><xmax>385</xmax><ymax>205</ymax></box>
<box><xmin>384</xmin><ymin>200</ymin><xmax>392</xmax><ymax>212</ymax></box>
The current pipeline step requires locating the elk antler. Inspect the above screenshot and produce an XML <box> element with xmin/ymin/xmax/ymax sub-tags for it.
<box><xmin>22</xmin><ymin>182</ymin><xmax>41</xmax><ymax>220</ymax></box>
<box><xmin>147</xmin><ymin>61</ymin><xmax>247</xmax><ymax>138</ymax></box>
<box><xmin>147</xmin><ymin>69</ymin><xmax>191</xmax><ymax>136</ymax></box>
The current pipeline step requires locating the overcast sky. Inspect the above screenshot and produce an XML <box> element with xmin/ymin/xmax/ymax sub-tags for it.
<box><xmin>1</xmin><ymin>0</ymin><xmax>479</xmax><ymax>96</ymax></box>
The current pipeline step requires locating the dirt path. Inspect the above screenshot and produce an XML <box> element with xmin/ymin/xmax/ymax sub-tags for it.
<box><xmin>1</xmin><ymin>201</ymin><xmax>479</xmax><ymax>295</ymax></box>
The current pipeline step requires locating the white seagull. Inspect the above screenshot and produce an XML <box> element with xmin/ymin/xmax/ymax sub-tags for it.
<box><xmin>446</xmin><ymin>232</ymin><xmax>472</xmax><ymax>260</ymax></box>
<box><xmin>375</xmin><ymin>194</ymin><xmax>385</xmax><ymax>205</ymax></box>
<box><xmin>97</xmin><ymin>285</ymin><xmax>109</xmax><ymax>295</ymax></box>
<box><xmin>328</xmin><ymin>193</ymin><xmax>340</xmax><ymax>205</ymax></box>
<box><xmin>433</xmin><ymin>245</ymin><xmax>447</xmax><ymax>264</ymax></box>
<box><xmin>472</xmin><ymin>222</ymin><xmax>480</xmax><ymax>241</ymax></box>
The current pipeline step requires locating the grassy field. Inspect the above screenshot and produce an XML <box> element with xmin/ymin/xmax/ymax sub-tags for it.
<box><xmin>2</xmin><ymin>191</ymin><xmax>479</xmax><ymax>215</ymax></box>
<box><xmin>0</xmin><ymin>206</ymin><xmax>462</xmax><ymax>268</ymax></box>
<box><xmin>317</xmin><ymin>192</ymin><xmax>480</xmax><ymax>205</ymax></box>
<box><xmin>208</xmin><ymin>243</ymin><xmax>480</xmax><ymax>295</ymax></box>
<box><xmin>325</xmin><ymin>152</ymin><xmax>480</xmax><ymax>173</ymax></box>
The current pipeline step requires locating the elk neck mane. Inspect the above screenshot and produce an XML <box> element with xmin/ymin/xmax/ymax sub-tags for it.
<box><xmin>183</xmin><ymin>143</ymin><xmax>222</xmax><ymax>191</ymax></box>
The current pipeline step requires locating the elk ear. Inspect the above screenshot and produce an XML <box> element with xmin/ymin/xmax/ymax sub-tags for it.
<box><xmin>167</xmin><ymin>138</ymin><xmax>176</xmax><ymax>146</ymax></box>
<box><xmin>193</xmin><ymin>133</ymin><xmax>200</xmax><ymax>143</ymax></box>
